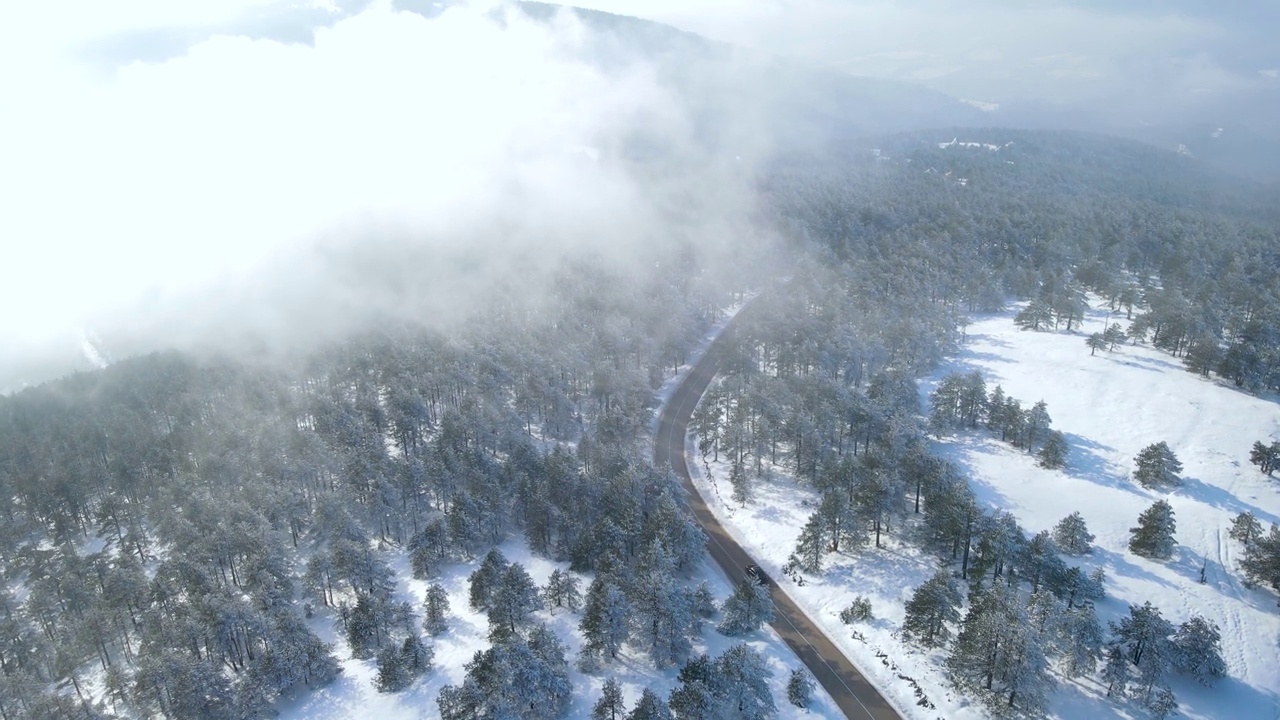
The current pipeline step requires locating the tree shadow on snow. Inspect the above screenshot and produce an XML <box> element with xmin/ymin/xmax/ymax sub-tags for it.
<box><xmin>1093</xmin><ymin>547</ymin><xmax>1177</xmax><ymax>592</ymax></box>
<box><xmin>1059</xmin><ymin>432</ymin><xmax>1134</xmax><ymax>491</ymax></box>
<box><xmin>1105</xmin><ymin>348</ymin><xmax>1184</xmax><ymax>374</ymax></box>
<box><xmin>963</xmin><ymin>332</ymin><xmax>1014</xmax><ymax>350</ymax></box>
<box><xmin>1177</xmin><ymin>476</ymin><xmax>1280</xmax><ymax>526</ymax></box>
<box><xmin>953</xmin><ymin>349</ymin><xmax>1015</xmax><ymax>366</ymax></box>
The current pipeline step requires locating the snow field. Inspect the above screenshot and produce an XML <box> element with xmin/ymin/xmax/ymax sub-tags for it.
<box><xmin>691</xmin><ymin>298</ymin><xmax>1280</xmax><ymax>720</ymax></box>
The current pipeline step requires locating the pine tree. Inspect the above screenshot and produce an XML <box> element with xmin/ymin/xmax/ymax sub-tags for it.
<box><xmin>985</xmin><ymin>385</ymin><xmax>1007</xmax><ymax>432</ymax></box>
<box><xmin>468</xmin><ymin>548</ymin><xmax>509</xmax><ymax>611</ymax></box>
<box><xmin>786</xmin><ymin>668</ymin><xmax>814</xmax><ymax>709</ymax></box>
<box><xmin>838</xmin><ymin>596</ymin><xmax>872</xmax><ymax>624</ymax></box>
<box><xmin>375</xmin><ymin>643</ymin><xmax>409</xmax><ymax>693</ymax></box>
<box><xmin>1052</xmin><ymin>511</ymin><xmax>1094</xmax><ymax>555</ymax></box>
<box><xmin>691</xmin><ymin>581</ymin><xmax>717</xmax><ymax>619</ymax></box>
<box><xmin>1132</xmin><ymin>442</ymin><xmax>1183</xmax><ymax>488</ymax></box>
<box><xmin>423</xmin><ymin>583</ymin><xmax>450</xmax><ymax>636</ymax></box>
<box><xmin>1037</xmin><ymin>430</ymin><xmax>1068</xmax><ymax>469</ymax></box>
<box><xmin>1248</xmin><ymin>440</ymin><xmax>1279</xmax><ymax>475</ymax></box>
<box><xmin>717</xmin><ymin>578</ymin><xmax>774</xmax><ymax>636</ymax></box>
<box><xmin>1103</xmin><ymin>322</ymin><xmax>1127</xmax><ymax>350</ymax></box>
<box><xmin>626</xmin><ymin>688</ymin><xmax>672</xmax><ymax>720</ymax></box>
<box><xmin>1240</xmin><ymin>523</ymin><xmax>1280</xmax><ymax>589</ymax></box>
<box><xmin>1111</xmin><ymin>602</ymin><xmax>1176</xmax><ymax>704</ymax></box>
<box><xmin>668</xmin><ymin>654</ymin><xmax>715</xmax><ymax>720</ymax></box>
<box><xmin>1086</xmin><ymin>332</ymin><xmax>1107</xmax><ymax>355</ymax></box>
<box><xmin>580</xmin><ymin>577</ymin><xmax>631</xmax><ymax>663</ymax></box>
<box><xmin>946</xmin><ymin>583</ymin><xmax>1053</xmax><ymax>714</ymax></box>
<box><xmin>1101</xmin><ymin>644</ymin><xmax>1130</xmax><ymax>698</ymax></box>
<box><xmin>544</xmin><ymin>569</ymin><xmax>582</xmax><ymax>614</ymax></box>
<box><xmin>593</xmin><ymin>678</ymin><xmax>626</xmax><ymax>720</ymax></box>
<box><xmin>1023</xmin><ymin>400</ymin><xmax>1052</xmax><ymax>451</ymax></box>
<box><xmin>1058</xmin><ymin>603</ymin><xmax>1103</xmax><ymax>678</ymax></box>
<box><xmin>1148</xmin><ymin>686</ymin><xmax>1178</xmax><ymax>720</ymax></box>
<box><xmin>632</xmin><ymin>559</ymin><xmax>697</xmax><ymax>669</ymax></box>
<box><xmin>715</xmin><ymin>643</ymin><xmax>776</xmax><ymax>720</ymax></box>
<box><xmin>486</xmin><ymin>563</ymin><xmax>542</xmax><ymax>641</ymax></box>
<box><xmin>1171</xmin><ymin>615</ymin><xmax>1227</xmax><ymax>686</ymax></box>
<box><xmin>729</xmin><ymin>459</ymin><xmax>752</xmax><ymax>506</ymax></box>
<box><xmin>1014</xmin><ymin>298</ymin><xmax>1054</xmax><ymax>331</ymax></box>
<box><xmin>1129</xmin><ymin>500</ymin><xmax>1177</xmax><ymax>559</ymax></box>
<box><xmin>1228</xmin><ymin>511</ymin><xmax>1262</xmax><ymax>547</ymax></box>
<box><xmin>901</xmin><ymin>570</ymin><xmax>962</xmax><ymax>648</ymax></box>
<box><xmin>791</xmin><ymin>514</ymin><xmax>827</xmax><ymax>573</ymax></box>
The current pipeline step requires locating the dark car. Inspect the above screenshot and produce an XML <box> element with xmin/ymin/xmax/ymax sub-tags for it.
<box><xmin>745</xmin><ymin>563</ymin><xmax>770</xmax><ymax>586</ymax></box>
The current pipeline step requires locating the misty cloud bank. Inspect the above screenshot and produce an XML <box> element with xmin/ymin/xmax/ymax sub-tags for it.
<box><xmin>0</xmin><ymin>1</ymin><xmax>770</xmax><ymax>390</ymax></box>
<box><xmin>573</xmin><ymin>0</ymin><xmax>1280</xmax><ymax>128</ymax></box>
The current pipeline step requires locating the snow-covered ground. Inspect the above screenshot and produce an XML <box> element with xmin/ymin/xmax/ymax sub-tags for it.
<box><xmin>274</xmin><ymin>538</ymin><xmax>838</xmax><ymax>719</ymax></box>
<box><xmin>691</xmin><ymin>299</ymin><xmax>1280</xmax><ymax>720</ymax></box>
<box><xmin>276</xmin><ymin>294</ymin><xmax>836</xmax><ymax>720</ymax></box>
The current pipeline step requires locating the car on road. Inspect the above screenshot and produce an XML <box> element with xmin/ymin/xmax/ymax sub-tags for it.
<box><xmin>745</xmin><ymin>563</ymin><xmax>771</xmax><ymax>586</ymax></box>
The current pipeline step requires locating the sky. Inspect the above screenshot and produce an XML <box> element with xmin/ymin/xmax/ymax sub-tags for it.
<box><xmin>568</xmin><ymin>1</ymin><xmax>1280</xmax><ymax>124</ymax></box>
<box><xmin>1</xmin><ymin>0</ymin><xmax>1277</xmax><ymax>388</ymax></box>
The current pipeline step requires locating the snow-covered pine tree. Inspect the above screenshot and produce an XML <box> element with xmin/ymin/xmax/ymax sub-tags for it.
<box><xmin>1132</xmin><ymin>442</ymin><xmax>1183</xmax><ymax>488</ymax></box>
<box><xmin>1239</xmin><ymin>523</ymin><xmax>1280</xmax><ymax>589</ymax></box>
<box><xmin>579</xmin><ymin>576</ymin><xmax>632</xmax><ymax>665</ymax></box>
<box><xmin>592</xmin><ymin>678</ymin><xmax>626</xmax><ymax>720</ymax></box>
<box><xmin>1052</xmin><ymin>511</ymin><xmax>1095</xmax><ymax>555</ymax></box>
<box><xmin>1086</xmin><ymin>332</ymin><xmax>1107</xmax><ymax>356</ymax></box>
<box><xmin>1171</xmin><ymin>615</ymin><xmax>1227</xmax><ymax>686</ymax></box>
<box><xmin>1228</xmin><ymin>510</ymin><xmax>1262</xmax><ymax>547</ymax></box>
<box><xmin>791</xmin><ymin>514</ymin><xmax>827</xmax><ymax>573</ymax></box>
<box><xmin>486</xmin><ymin>563</ymin><xmax>542</xmax><ymax>641</ymax></box>
<box><xmin>375</xmin><ymin>642</ymin><xmax>409</xmax><ymax>693</ymax></box>
<box><xmin>1248</xmin><ymin>440</ymin><xmax>1278</xmax><ymax>475</ymax></box>
<box><xmin>729</xmin><ymin>459</ymin><xmax>752</xmax><ymax>506</ymax></box>
<box><xmin>668</xmin><ymin>654</ymin><xmax>715</xmax><ymax>720</ymax></box>
<box><xmin>838</xmin><ymin>596</ymin><xmax>873</xmax><ymax>624</ymax></box>
<box><xmin>1103</xmin><ymin>322</ymin><xmax>1127</xmax><ymax>350</ymax></box>
<box><xmin>632</xmin><ymin>560</ymin><xmax>697</xmax><ymax>668</ymax></box>
<box><xmin>901</xmin><ymin>570</ymin><xmax>962</xmax><ymax>648</ymax></box>
<box><xmin>715</xmin><ymin>643</ymin><xmax>776</xmax><ymax>720</ymax></box>
<box><xmin>717</xmin><ymin>577</ymin><xmax>774</xmax><ymax>636</ymax></box>
<box><xmin>401</xmin><ymin>634</ymin><xmax>433</xmax><ymax>677</ymax></box>
<box><xmin>468</xmin><ymin>548</ymin><xmax>509</xmax><ymax>611</ymax></box>
<box><xmin>1129</xmin><ymin>500</ymin><xmax>1177</xmax><ymax>559</ymax></box>
<box><xmin>786</xmin><ymin>667</ymin><xmax>814</xmax><ymax>709</ymax></box>
<box><xmin>1111</xmin><ymin>601</ymin><xmax>1176</xmax><ymax>705</ymax></box>
<box><xmin>423</xmin><ymin>583</ymin><xmax>450</xmax><ymax>636</ymax></box>
<box><xmin>544</xmin><ymin>568</ymin><xmax>582</xmax><ymax>614</ymax></box>
<box><xmin>1101</xmin><ymin>644</ymin><xmax>1130</xmax><ymax>698</ymax></box>
<box><xmin>691</xmin><ymin>581</ymin><xmax>717</xmax><ymax>619</ymax></box>
<box><xmin>1148</xmin><ymin>686</ymin><xmax>1178</xmax><ymax>720</ymax></box>
<box><xmin>626</xmin><ymin>688</ymin><xmax>672</xmax><ymax>720</ymax></box>
<box><xmin>1037</xmin><ymin>430</ymin><xmax>1068</xmax><ymax>469</ymax></box>
<box><xmin>1058</xmin><ymin>603</ymin><xmax>1103</xmax><ymax>678</ymax></box>
<box><xmin>1023</xmin><ymin>400</ymin><xmax>1052</xmax><ymax>451</ymax></box>
<box><xmin>946</xmin><ymin>582</ymin><xmax>1054</xmax><ymax>714</ymax></box>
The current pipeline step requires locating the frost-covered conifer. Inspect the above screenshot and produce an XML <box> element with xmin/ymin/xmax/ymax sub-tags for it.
<box><xmin>1129</xmin><ymin>500</ymin><xmax>1177</xmax><ymax>559</ymax></box>
<box><xmin>1052</xmin><ymin>511</ymin><xmax>1094</xmax><ymax>555</ymax></box>
<box><xmin>901</xmin><ymin>570</ymin><xmax>962</xmax><ymax>648</ymax></box>
<box><xmin>1171</xmin><ymin>615</ymin><xmax>1227</xmax><ymax>686</ymax></box>
<box><xmin>717</xmin><ymin>578</ymin><xmax>774</xmax><ymax>636</ymax></box>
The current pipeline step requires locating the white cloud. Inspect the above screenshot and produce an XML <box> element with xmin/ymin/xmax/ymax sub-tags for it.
<box><xmin>0</xmin><ymin>1</ymin><xmax>723</xmax><ymax>359</ymax></box>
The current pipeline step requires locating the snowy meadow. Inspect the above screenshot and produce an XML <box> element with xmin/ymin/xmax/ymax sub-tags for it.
<box><xmin>693</xmin><ymin>298</ymin><xmax>1280</xmax><ymax>720</ymax></box>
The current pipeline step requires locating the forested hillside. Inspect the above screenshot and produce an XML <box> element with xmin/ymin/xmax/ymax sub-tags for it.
<box><xmin>4</xmin><ymin>2</ymin><xmax>1280</xmax><ymax>713</ymax></box>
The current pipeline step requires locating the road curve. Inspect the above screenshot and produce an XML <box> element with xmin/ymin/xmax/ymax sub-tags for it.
<box><xmin>654</xmin><ymin>305</ymin><xmax>903</xmax><ymax>720</ymax></box>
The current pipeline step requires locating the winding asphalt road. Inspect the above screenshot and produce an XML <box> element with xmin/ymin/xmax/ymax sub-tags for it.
<box><xmin>653</xmin><ymin>306</ymin><xmax>902</xmax><ymax>720</ymax></box>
